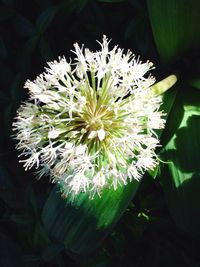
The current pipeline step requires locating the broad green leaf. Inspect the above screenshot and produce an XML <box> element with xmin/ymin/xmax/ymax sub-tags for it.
<box><xmin>161</xmin><ymin>88</ymin><xmax>200</xmax><ymax>237</ymax></box>
<box><xmin>147</xmin><ymin>0</ymin><xmax>200</xmax><ymax>62</ymax></box>
<box><xmin>148</xmin><ymin>0</ymin><xmax>200</xmax><ymax>236</ymax></box>
<box><xmin>42</xmin><ymin>180</ymin><xmax>139</xmax><ymax>254</ymax></box>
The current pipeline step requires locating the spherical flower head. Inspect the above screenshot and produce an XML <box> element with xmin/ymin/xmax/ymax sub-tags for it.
<box><xmin>13</xmin><ymin>36</ymin><xmax>165</xmax><ymax>198</ymax></box>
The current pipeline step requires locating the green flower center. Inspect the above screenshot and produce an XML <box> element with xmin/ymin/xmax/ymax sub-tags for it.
<box><xmin>89</xmin><ymin>118</ymin><xmax>103</xmax><ymax>131</ymax></box>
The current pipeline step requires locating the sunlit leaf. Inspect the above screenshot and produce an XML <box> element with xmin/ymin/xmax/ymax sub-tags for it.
<box><xmin>147</xmin><ymin>0</ymin><xmax>200</xmax><ymax>62</ymax></box>
<box><xmin>161</xmin><ymin>88</ymin><xmax>200</xmax><ymax>237</ymax></box>
<box><xmin>42</xmin><ymin>181</ymin><xmax>139</xmax><ymax>254</ymax></box>
<box><xmin>148</xmin><ymin>0</ymin><xmax>200</xmax><ymax>237</ymax></box>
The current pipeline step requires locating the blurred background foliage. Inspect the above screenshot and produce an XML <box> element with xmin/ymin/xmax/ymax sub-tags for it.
<box><xmin>1</xmin><ymin>0</ymin><xmax>200</xmax><ymax>266</ymax></box>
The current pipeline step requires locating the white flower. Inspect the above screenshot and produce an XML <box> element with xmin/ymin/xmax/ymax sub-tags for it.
<box><xmin>13</xmin><ymin>36</ymin><xmax>165</xmax><ymax>198</ymax></box>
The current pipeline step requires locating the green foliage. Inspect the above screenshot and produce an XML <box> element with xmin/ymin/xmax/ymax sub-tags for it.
<box><xmin>161</xmin><ymin>88</ymin><xmax>200</xmax><ymax>237</ymax></box>
<box><xmin>147</xmin><ymin>0</ymin><xmax>200</xmax><ymax>239</ymax></box>
<box><xmin>42</xmin><ymin>181</ymin><xmax>139</xmax><ymax>254</ymax></box>
<box><xmin>147</xmin><ymin>0</ymin><xmax>200</xmax><ymax>62</ymax></box>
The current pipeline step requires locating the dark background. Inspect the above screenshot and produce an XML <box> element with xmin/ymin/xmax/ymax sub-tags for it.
<box><xmin>1</xmin><ymin>0</ymin><xmax>200</xmax><ymax>266</ymax></box>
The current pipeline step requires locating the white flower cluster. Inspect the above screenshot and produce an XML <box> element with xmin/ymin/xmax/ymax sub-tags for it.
<box><xmin>13</xmin><ymin>36</ymin><xmax>165</xmax><ymax>197</ymax></box>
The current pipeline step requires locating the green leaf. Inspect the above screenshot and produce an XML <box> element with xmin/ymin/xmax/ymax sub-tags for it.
<box><xmin>160</xmin><ymin>87</ymin><xmax>184</xmax><ymax>148</ymax></box>
<box><xmin>147</xmin><ymin>2</ymin><xmax>200</xmax><ymax>237</ymax></box>
<box><xmin>161</xmin><ymin>87</ymin><xmax>200</xmax><ymax>237</ymax></box>
<box><xmin>147</xmin><ymin>0</ymin><xmax>200</xmax><ymax>62</ymax></box>
<box><xmin>147</xmin><ymin>165</ymin><xmax>160</xmax><ymax>179</ymax></box>
<box><xmin>42</xmin><ymin>181</ymin><xmax>139</xmax><ymax>254</ymax></box>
